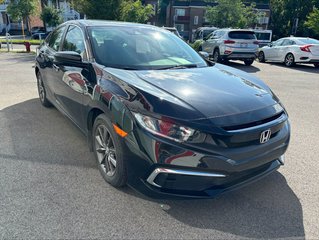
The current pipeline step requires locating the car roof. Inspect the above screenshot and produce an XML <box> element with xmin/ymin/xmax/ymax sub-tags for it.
<box><xmin>218</xmin><ymin>28</ymin><xmax>255</xmax><ymax>32</ymax></box>
<box><xmin>65</xmin><ymin>20</ymin><xmax>159</xmax><ymax>29</ymax></box>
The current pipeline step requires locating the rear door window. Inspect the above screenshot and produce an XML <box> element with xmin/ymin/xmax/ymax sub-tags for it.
<box><xmin>272</xmin><ymin>39</ymin><xmax>284</xmax><ymax>46</ymax></box>
<box><xmin>228</xmin><ymin>31</ymin><xmax>256</xmax><ymax>40</ymax></box>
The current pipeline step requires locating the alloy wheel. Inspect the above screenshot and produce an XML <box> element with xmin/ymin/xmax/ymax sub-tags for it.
<box><xmin>37</xmin><ymin>74</ymin><xmax>45</xmax><ymax>103</ymax></box>
<box><xmin>95</xmin><ymin>124</ymin><xmax>117</xmax><ymax>177</ymax></box>
<box><xmin>258</xmin><ymin>52</ymin><xmax>265</xmax><ymax>62</ymax></box>
<box><xmin>213</xmin><ymin>50</ymin><xmax>220</xmax><ymax>62</ymax></box>
<box><xmin>285</xmin><ymin>53</ymin><xmax>294</xmax><ymax>67</ymax></box>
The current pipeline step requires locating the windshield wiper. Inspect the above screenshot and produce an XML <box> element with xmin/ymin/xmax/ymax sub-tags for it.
<box><xmin>156</xmin><ymin>64</ymin><xmax>198</xmax><ymax>70</ymax></box>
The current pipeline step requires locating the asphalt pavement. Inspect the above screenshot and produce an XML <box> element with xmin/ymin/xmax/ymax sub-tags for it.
<box><xmin>0</xmin><ymin>53</ymin><xmax>318</xmax><ymax>239</ymax></box>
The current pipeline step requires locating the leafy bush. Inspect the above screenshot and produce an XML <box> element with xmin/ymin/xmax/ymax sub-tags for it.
<box><xmin>190</xmin><ymin>40</ymin><xmax>204</xmax><ymax>51</ymax></box>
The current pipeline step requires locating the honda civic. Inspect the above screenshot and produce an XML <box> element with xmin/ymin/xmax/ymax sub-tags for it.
<box><xmin>35</xmin><ymin>20</ymin><xmax>290</xmax><ymax>198</ymax></box>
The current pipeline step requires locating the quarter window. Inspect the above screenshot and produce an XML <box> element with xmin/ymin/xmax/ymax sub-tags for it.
<box><xmin>62</xmin><ymin>25</ymin><xmax>87</xmax><ymax>59</ymax></box>
<box><xmin>48</xmin><ymin>26</ymin><xmax>66</xmax><ymax>51</ymax></box>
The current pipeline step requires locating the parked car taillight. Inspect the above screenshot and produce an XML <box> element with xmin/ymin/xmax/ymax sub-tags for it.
<box><xmin>224</xmin><ymin>40</ymin><xmax>235</xmax><ymax>44</ymax></box>
<box><xmin>300</xmin><ymin>45</ymin><xmax>313</xmax><ymax>52</ymax></box>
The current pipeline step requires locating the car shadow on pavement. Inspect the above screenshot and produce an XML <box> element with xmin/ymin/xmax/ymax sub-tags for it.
<box><xmin>0</xmin><ymin>53</ymin><xmax>35</xmax><ymax>65</ymax></box>
<box><xmin>222</xmin><ymin>60</ymin><xmax>261</xmax><ymax>73</ymax></box>
<box><xmin>160</xmin><ymin>172</ymin><xmax>305</xmax><ymax>239</ymax></box>
<box><xmin>265</xmin><ymin>62</ymin><xmax>318</xmax><ymax>74</ymax></box>
<box><xmin>1</xmin><ymin>98</ymin><xmax>96</xmax><ymax>169</ymax></box>
<box><xmin>1</xmin><ymin>99</ymin><xmax>305</xmax><ymax>239</ymax></box>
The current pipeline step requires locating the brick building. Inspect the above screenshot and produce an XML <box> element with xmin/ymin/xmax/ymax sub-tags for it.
<box><xmin>143</xmin><ymin>0</ymin><xmax>270</xmax><ymax>41</ymax></box>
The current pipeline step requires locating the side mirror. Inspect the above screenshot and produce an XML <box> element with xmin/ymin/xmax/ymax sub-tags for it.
<box><xmin>199</xmin><ymin>51</ymin><xmax>209</xmax><ymax>59</ymax></box>
<box><xmin>54</xmin><ymin>51</ymin><xmax>82</xmax><ymax>64</ymax></box>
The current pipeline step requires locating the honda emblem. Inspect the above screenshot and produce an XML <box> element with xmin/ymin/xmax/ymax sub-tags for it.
<box><xmin>260</xmin><ymin>129</ymin><xmax>271</xmax><ymax>144</ymax></box>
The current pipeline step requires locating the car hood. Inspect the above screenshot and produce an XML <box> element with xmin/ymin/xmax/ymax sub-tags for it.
<box><xmin>103</xmin><ymin>64</ymin><xmax>283</xmax><ymax>127</ymax></box>
<box><xmin>135</xmin><ymin>64</ymin><xmax>279</xmax><ymax>118</ymax></box>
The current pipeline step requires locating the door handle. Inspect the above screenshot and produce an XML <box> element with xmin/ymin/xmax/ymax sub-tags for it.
<box><xmin>53</xmin><ymin>64</ymin><xmax>60</xmax><ymax>71</ymax></box>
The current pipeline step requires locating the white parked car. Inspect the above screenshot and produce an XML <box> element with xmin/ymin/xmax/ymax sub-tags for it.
<box><xmin>258</xmin><ymin>37</ymin><xmax>319</xmax><ymax>68</ymax></box>
<box><xmin>201</xmin><ymin>29</ymin><xmax>259</xmax><ymax>66</ymax></box>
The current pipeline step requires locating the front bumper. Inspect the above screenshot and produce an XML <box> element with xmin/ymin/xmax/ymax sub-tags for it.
<box><xmin>144</xmin><ymin>158</ymin><xmax>283</xmax><ymax>198</ymax></box>
<box><xmin>124</xmin><ymin>119</ymin><xmax>290</xmax><ymax>199</ymax></box>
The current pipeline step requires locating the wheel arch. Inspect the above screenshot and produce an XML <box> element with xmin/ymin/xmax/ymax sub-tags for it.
<box><xmin>35</xmin><ymin>66</ymin><xmax>40</xmax><ymax>76</ymax></box>
<box><xmin>284</xmin><ymin>52</ymin><xmax>295</xmax><ymax>63</ymax></box>
<box><xmin>213</xmin><ymin>47</ymin><xmax>220</xmax><ymax>54</ymax></box>
<box><xmin>87</xmin><ymin>106</ymin><xmax>105</xmax><ymax>151</ymax></box>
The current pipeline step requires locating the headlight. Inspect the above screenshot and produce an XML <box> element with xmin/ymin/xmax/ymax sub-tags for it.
<box><xmin>133</xmin><ymin>112</ymin><xmax>206</xmax><ymax>143</ymax></box>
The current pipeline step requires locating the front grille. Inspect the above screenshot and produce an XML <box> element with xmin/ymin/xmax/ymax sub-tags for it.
<box><xmin>222</xmin><ymin>111</ymin><xmax>284</xmax><ymax>131</ymax></box>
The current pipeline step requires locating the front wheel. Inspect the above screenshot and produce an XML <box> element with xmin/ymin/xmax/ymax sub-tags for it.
<box><xmin>37</xmin><ymin>72</ymin><xmax>52</xmax><ymax>107</ymax></box>
<box><xmin>284</xmin><ymin>53</ymin><xmax>295</xmax><ymax>67</ymax></box>
<box><xmin>213</xmin><ymin>49</ymin><xmax>221</xmax><ymax>63</ymax></box>
<box><xmin>244</xmin><ymin>59</ymin><xmax>254</xmax><ymax>66</ymax></box>
<box><xmin>258</xmin><ymin>51</ymin><xmax>265</xmax><ymax>62</ymax></box>
<box><xmin>92</xmin><ymin>114</ymin><xmax>127</xmax><ymax>188</ymax></box>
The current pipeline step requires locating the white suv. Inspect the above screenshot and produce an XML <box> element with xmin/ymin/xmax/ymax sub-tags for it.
<box><xmin>201</xmin><ymin>29</ymin><xmax>259</xmax><ymax>66</ymax></box>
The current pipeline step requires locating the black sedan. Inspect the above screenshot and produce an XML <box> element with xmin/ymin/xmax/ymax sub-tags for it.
<box><xmin>35</xmin><ymin>20</ymin><xmax>290</xmax><ymax>198</ymax></box>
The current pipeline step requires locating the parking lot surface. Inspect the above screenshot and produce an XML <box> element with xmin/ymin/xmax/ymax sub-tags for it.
<box><xmin>0</xmin><ymin>53</ymin><xmax>318</xmax><ymax>239</ymax></box>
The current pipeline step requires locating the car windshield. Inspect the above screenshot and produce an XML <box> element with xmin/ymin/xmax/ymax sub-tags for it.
<box><xmin>88</xmin><ymin>26</ymin><xmax>207</xmax><ymax>70</ymax></box>
<box><xmin>296</xmin><ymin>38</ymin><xmax>319</xmax><ymax>45</ymax></box>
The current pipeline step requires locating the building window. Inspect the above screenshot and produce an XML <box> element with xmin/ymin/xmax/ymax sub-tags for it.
<box><xmin>258</xmin><ymin>17</ymin><xmax>269</xmax><ymax>24</ymax></box>
<box><xmin>175</xmin><ymin>24</ymin><xmax>184</xmax><ymax>32</ymax></box>
<box><xmin>175</xmin><ymin>9</ymin><xmax>185</xmax><ymax>16</ymax></box>
<box><xmin>194</xmin><ymin>16</ymin><xmax>198</xmax><ymax>25</ymax></box>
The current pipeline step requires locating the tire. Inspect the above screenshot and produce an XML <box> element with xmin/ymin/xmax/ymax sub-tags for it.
<box><xmin>213</xmin><ymin>49</ymin><xmax>221</xmax><ymax>63</ymax></box>
<box><xmin>37</xmin><ymin>72</ymin><xmax>52</xmax><ymax>107</ymax></box>
<box><xmin>92</xmin><ymin>114</ymin><xmax>127</xmax><ymax>188</ymax></box>
<box><xmin>314</xmin><ymin>63</ymin><xmax>319</xmax><ymax>68</ymax></box>
<box><xmin>258</xmin><ymin>51</ymin><xmax>265</xmax><ymax>63</ymax></box>
<box><xmin>284</xmin><ymin>53</ymin><xmax>295</xmax><ymax>67</ymax></box>
<box><xmin>244</xmin><ymin>59</ymin><xmax>254</xmax><ymax>66</ymax></box>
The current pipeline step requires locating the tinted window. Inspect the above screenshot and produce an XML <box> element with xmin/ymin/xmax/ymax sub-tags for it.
<box><xmin>255</xmin><ymin>32</ymin><xmax>271</xmax><ymax>41</ymax></box>
<box><xmin>283</xmin><ymin>39</ymin><xmax>296</xmax><ymax>45</ymax></box>
<box><xmin>48</xmin><ymin>26</ymin><xmax>66</xmax><ymax>51</ymax></box>
<box><xmin>228</xmin><ymin>31</ymin><xmax>256</xmax><ymax>40</ymax></box>
<box><xmin>89</xmin><ymin>26</ymin><xmax>207</xmax><ymax>70</ymax></box>
<box><xmin>282</xmin><ymin>40</ymin><xmax>291</xmax><ymax>46</ymax></box>
<box><xmin>296</xmin><ymin>38</ymin><xmax>319</xmax><ymax>45</ymax></box>
<box><xmin>213</xmin><ymin>31</ymin><xmax>222</xmax><ymax>38</ymax></box>
<box><xmin>62</xmin><ymin>25</ymin><xmax>86</xmax><ymax>58</ymax></box>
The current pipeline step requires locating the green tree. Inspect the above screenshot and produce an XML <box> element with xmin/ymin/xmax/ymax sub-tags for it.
<box><xmin>40</xmin><ymin>5</ymin><xmax>62</xmax><ymax>27</ymax></box>
<box><xmin>72</xmin><ymin>0</ymin><xmax>122</xmax><ymax>20</ymax></box>
<box><xmin>120</xmin><ymin>0</ymin><xmax>154</xmax><ymax>23</ymax></box>
<box><xmin>7</xmin><ymin>0</ymin><xmax>38</xmax><ymax>33</ymax></box>
<box><xmin>305</xmin><ymin>7</ymin><xmax>319</xmax><ymax>35</ymax></box>
<box><xmin>270</xmin><ymin>0</ymin><xmax>319</xmax><ymax>39</ymax></box>
<box><xmin>205</xmin><ymin>0</ymin><xmax>258</xmax><ymax>28</ymax></box>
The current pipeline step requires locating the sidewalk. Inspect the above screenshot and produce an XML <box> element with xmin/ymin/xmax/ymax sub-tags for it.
<box><xmin>0</xmin><ymin>43</ymin><xmax>38</xmax><ymax>52</ymax></box>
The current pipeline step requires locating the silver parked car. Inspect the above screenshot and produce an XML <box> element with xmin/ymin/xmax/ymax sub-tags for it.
<box><xmin>258</xmin><ymin>37</ymin><xmax>319</xmax><ymax>68</ymax></box>
<box><xmin>201</xmin><ymin>29</ymin><xmax>259</xmax><ymax>66</ymax></box>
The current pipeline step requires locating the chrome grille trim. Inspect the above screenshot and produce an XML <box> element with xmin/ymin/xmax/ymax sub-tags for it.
<box><xmin>146</xmin><ymin>168</ymin><xmax>226</xmax><ymax>188</ymax></box>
